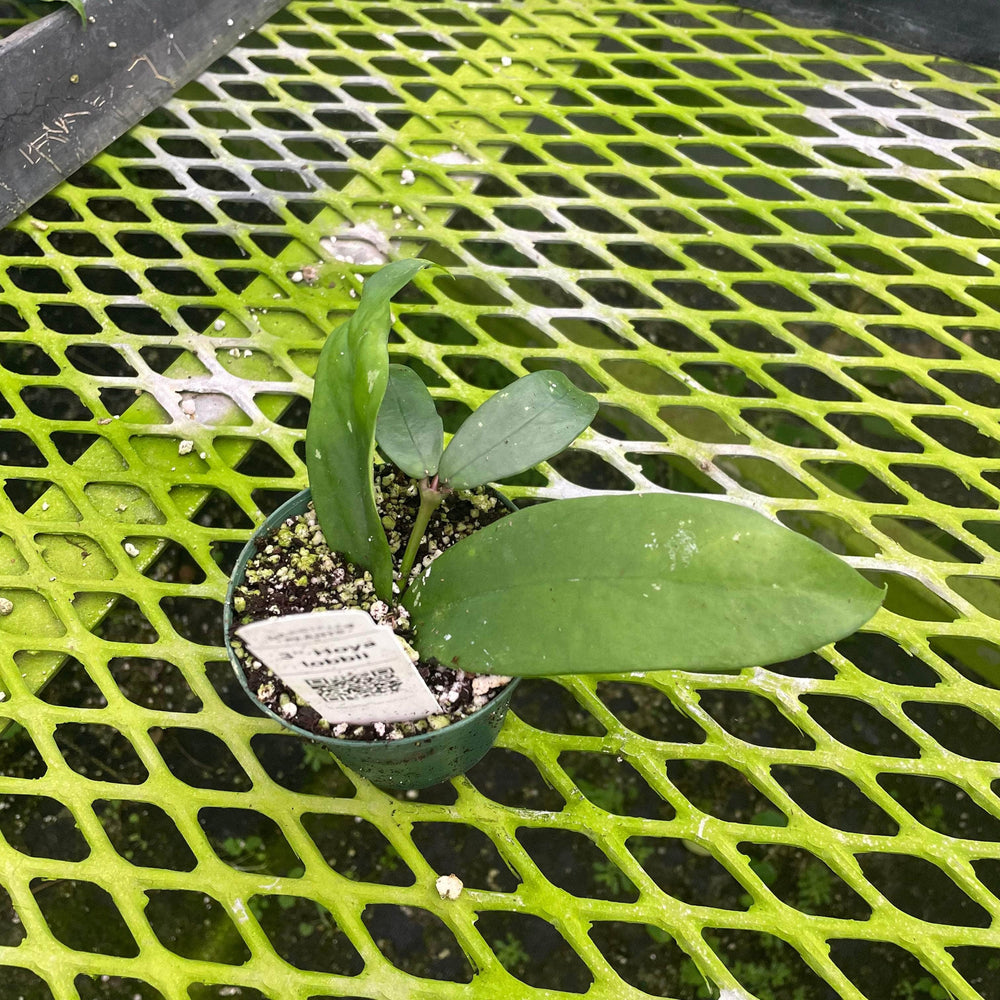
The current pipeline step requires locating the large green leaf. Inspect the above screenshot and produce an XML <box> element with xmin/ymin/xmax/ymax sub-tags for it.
<box><xmin>376</xmin><ymin>364</ymin><xmax>444</xmax><ymax>478</ymax></box>
<box><xmin>405</xmin><ymin>493</ymin><xmax>884</xmax><ymax>676</ymax></box>
<box><xmin>306</xmin><ymin>259</ymin><xmax>433</xmax><ymax>600</ymax></box>
<box><xmin>437</xmin><ymin>371</ymin><xmax>599</xmax><ymax>490</ymax></box>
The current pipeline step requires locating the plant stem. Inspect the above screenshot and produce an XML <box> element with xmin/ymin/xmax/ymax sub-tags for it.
<box><xmin>398</xmin><ymin>479</ymin><xmax>446</xmax><ymax>587</ymax></box>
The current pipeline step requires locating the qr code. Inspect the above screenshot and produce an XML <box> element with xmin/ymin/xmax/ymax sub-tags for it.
<box><xmin>305</xmin><ymin>668</ymin><xmax>403</xmax><ymax>703</ymax></box>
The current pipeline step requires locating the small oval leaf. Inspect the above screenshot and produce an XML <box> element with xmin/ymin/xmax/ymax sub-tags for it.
<box><xmin>376</xmin><ymin>365</ymin><xmax>444</xmax><ymax>478</ymax></box>
<box><xmin>405</xmin><ymin>493</ymin><xmax>884</xmax><ymax>677</ymax></box>
<box><xmin>437</xmin><ymin>371</ymin><xmax>598</xmax><ymax>490</ymax></box>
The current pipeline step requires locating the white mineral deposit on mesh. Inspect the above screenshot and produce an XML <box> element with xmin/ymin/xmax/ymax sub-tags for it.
<box><xmin>213</xmin><ymin>318</ymin><xmax>226</xmax><ymax>331</ymax></box>
<box><xmin>717</xmin><ymin>988</ymin><xmax>756</xmax><ymax>1000</ymax></box>
<box><xmin>534</xmin><ymin>480</ymin><xmax>595</xmax><ymax>501</ymax></box>
<box><xmin>813</xmin><ymin>81</ymin><xmax>958</xmax><ymax>167</ymax></box>
<box><xmin>0</xmin><ymin>598</ymin><xmax>13</xmax><ymax>616</ymax></box>
<box><xmin>320</xmin><ymin>222</ymin><xmax>390</xmax><ymax>265</ymax></box>
<box><xmin>136</xmin><ymin>348</ymin><xmax>264</xmax><ymax>440</ymax></box>
<box><xmin>124</xmin><ymin>542</ymin><xmax>140</xmax><ymax>557</ymax></box>
<box><xmin>178</xmin><ymin>440</ymin><xmax>194</xmax><ymax>456</ymax></box>
<box><xmin>751</xmin><ymin>665</ymin><xmax>815</xmax><ymax>695</ymax></box>
<box><xmin>184</xmin><ymin>391</ymin><xmax>246</xmax><ymax>425</ymax></box>
<box><xmin>400</xmin><ymin>167</ymin><xmax>416</xmax><ymax>185</ymax></box>
<box><xmin>436</xmin><ymin>874</ymin><xmax>464</xmax><ymax>900</ymax></box>
<box><xmin>430</xmin><ymin>150</ymin><xmax>477</xmax><ymax>167</ymax></box>
<box><xmin>429</xmin><ymin>149</ymin><xmax>479</xmax><ymax>185</ymax></box>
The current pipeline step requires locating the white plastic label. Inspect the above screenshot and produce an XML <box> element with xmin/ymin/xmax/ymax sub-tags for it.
<box><xmin>236</xmin><ymin>610</ymin><xmax>440</xmax><ymax>725</ymax></box>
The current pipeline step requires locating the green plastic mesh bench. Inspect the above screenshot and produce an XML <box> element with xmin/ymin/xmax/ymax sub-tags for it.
<box><xmin>1</xmin><ymin>2</ymin><xmax>1000</xmax><ymax>998</ymax></box>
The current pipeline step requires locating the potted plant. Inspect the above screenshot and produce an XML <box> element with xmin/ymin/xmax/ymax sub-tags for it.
<box><xmin>224</xmin><ymin>259</ymin><xmax>883</xmax><ymax>790</ymax></box>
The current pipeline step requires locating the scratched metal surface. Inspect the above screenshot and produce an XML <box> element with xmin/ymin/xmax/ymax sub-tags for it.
<box><xmin>0</xmin><ymin>2</ymin><xmax>999</xmax><ymax>998</ymax></box>
<box><xmin>0</xmin><ymin>0</ymin><xmax>289</xmax><ymax>227</ymax></box>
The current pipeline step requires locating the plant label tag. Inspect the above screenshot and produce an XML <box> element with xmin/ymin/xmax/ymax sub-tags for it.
<box><xmin>236</xmin><ymin>610</ymin><xmax>440</xmax><ymax>725</ymax></box>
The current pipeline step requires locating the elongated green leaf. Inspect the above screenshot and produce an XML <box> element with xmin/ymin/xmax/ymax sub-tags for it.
<box><xmin>306</xmin><ymin>259</ymin><xmax>433</xmax><ymax>600</ymax></box>
<box><xmin>405</xmin><ymin>494</ymin><xmax>884</xmax><ymax>676</ymax></box>
<box><xmin>437</xmin><ymin>371</ymin><xmax>598</xmax><ymax>490</ymax></box>
<box><xmin>376</xmin><ymin>364</ymin><xmax>444</xmax><ymax>478</ymax></box>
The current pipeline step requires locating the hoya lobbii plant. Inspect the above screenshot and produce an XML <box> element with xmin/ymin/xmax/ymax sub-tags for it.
<box><xmin>306</xmin><ymin>259</ymin><xmax>883</xmax><ymax>681</ymax></box>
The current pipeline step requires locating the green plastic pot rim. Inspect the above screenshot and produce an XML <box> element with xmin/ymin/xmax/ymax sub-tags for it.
<box><xmin>223</xmin><ymin>485</ymin><xmax>520</xmax><ymax>751</ymax></box>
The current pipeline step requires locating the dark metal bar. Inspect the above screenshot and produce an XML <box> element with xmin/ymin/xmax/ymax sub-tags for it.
<box><xmin>740</xmin><ymin>0</ymin><xmax>1000</xmax><ymax>69</ymax></box>
<box><xmin>0</xmin><ymin>0</ymin><xmax>290</xmax><ymax>227</ymax></box>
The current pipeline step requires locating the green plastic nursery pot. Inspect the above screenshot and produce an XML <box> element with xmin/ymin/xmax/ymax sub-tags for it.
<box><xmin>223</xmin><ymin>487</ymin><xmax>520</xmax><ymax>790</ymax></box>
